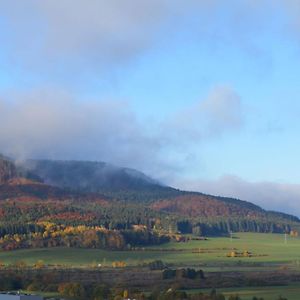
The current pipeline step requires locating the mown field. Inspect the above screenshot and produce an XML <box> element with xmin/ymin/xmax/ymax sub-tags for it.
<box><xmin>0</xmin><ymin>232</ymin><xmax>299</xmax><ymax>269</ymax></box>
<box><xmin>197</xmin><ymin>284</ymin><xmax>300</xmax><ymax>300</ymax></box>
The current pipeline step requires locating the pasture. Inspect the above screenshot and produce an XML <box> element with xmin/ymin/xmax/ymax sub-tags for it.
<box><xmin>0</xmin><ymin>233</ymin><xmax>299</xmax><ymax>269</ymax></box>
<box><xmin>198</xmin><ymin>284</ymin><xmax>300</xmax><ymax>300</ymax></box>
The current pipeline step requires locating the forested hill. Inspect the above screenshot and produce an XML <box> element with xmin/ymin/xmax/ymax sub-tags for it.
<box><xmin>3</xmin><ymin>157</ymin><xmax>299</xmax><ymax>220</ymax></box>
<box><xmin>0</xmin><ymin>155</ymin><xmax>299</xmax><ymax>241</ymax></box>
<box><xmin>0</xmin><ymin>155</ymin><xmax>17</xmax><ymax>184</ymax></box>
<box><xmin>17</xmin><ymin>159</ymin><xmax>162</xmax><ymax>192</ymax></box>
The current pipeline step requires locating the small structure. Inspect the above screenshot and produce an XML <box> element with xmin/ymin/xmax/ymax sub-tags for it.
<box><xmin>0</xmin><ymin>293</ymin><xmax>43</xmax><ymax>300</ymax></box>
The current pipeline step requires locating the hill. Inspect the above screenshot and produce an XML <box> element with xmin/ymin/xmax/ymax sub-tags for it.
<box><xmin>0</xmin><ymin>155</ymin><xmax>17</xmax><ymax>184</ymax></box>
<box><xmin>150</xmin><ymin>194</ymin><xmax>300</xmax><ymax>235</ymax></box>
<box><xmin>16</xmin><ymin>159</ymin><xmax>161</xmax><ymax>191</ymax></box>
<box><xmin>151</xmin><ymin>194</ymin><xmax>264</xmax><ymax>218</ymax></box>
<box><xmin>0</xmin><ymin>155</ymin><xmax>299</xmax><ymax>251</ymax></box>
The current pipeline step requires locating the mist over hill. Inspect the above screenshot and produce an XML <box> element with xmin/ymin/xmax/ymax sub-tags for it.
<box><xmin>0</xmin><ymin>155</ymin><xmax>299</xmax><ymax>238</ymax></box>
<box><xmin>17</xmin><ymin>159</ymin><xmax>161</xmax><ymax>192</ymax></box>
<box><xmin>0</xmin><ymin>155</ymin><xmax>17</xmax><ymax>184</ymax></box>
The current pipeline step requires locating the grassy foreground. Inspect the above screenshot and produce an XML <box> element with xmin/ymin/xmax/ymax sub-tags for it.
<box><xmin>31</xmin><ymin>286</ymin><xmax>300</xmax><ymax>300</ymax></box>
<box><xmin>0</xmin><ymin>233</ymin><xmax>299</xmax><ymax>300</ymax></box>
<box><xmin>0</xmin><ymin>232</ymin><xmax>299</xmax><ymax>268</ymax></box>
<box><xmin>197</xmin><ymin>284</ymin><xmax>300</xmax><ymax>300</ymax></box>
<box><xmin>18</xmin><ymin>285</ymin><xmax>300</xmax><ymax>300</ymax></box>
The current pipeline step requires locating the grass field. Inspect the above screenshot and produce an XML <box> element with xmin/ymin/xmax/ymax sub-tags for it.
<box><xmin>20</xmin><ymin>285</ymin><xmax>300</xmax><ymax>300</ymax></box>
<box><xmin>0</xmin><ymin>232</ymin><xmax>299</xmax><ymax>269</ymax></box>
<box><xmin>0</xmin><ymin>233</ymin><xmax>299</xmax><ymax>299</ymax></box>
<box><xmin>193</xmin><ymin>284</ymin><xmax>300</xmax><ymax>300</ymax></box>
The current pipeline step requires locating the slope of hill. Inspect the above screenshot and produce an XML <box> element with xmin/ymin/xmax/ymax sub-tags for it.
<box><xmin>17</xmin><ymin>159</ymin><xmax>161</xmax><ymax>192</ymax></box>
<box><xmin>0</xmin><ymin>155</ymin><xmax>299</xmax><ymax>242</ymax></box>
<box><xmin>0</xmin><ymin>155</ymin><xmax>17</xmax><ymax>184</ymax></box>
<box><xmin>148</xmin><ymin>191</ymin><xmax>300</xmax><ymax>226</ymax></box>
<box><xmin>151</xmin><ymin>194</ymin><xmax>264</xmax><ymax>218</ymax></box>
<box><xmin>0</xmin><ymin>179</ymin><xmax>71</xmax><ymax>201</ymax></box>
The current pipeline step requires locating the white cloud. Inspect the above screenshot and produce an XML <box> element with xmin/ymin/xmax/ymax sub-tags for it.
<box><xmin>1</xmin><ymin>0</ymin><xmax>299</xmax><ymax>82</ymax></box>
<box><xmin>1</xmin><ymin>1</ymin><xmax>300</xmax><ymax>70</ymax></box>
<box><xmin>162</xmin><ymin>86</ymin><xmax>242</xmax><ymax>142</ymax></box>
<box><xmin>0</xmin><ymin>85</ymin><xmax>242</xmax><ymax>181</ymax></box>
<box><xmin>0</xmin><ymin>0</ymin><xmax>212</xmax><ymax>70</ymax></box>
<box><xmin>0</xmin><ymin>89</ymin><xmax>158</xmax><ymax>168</ymax></box>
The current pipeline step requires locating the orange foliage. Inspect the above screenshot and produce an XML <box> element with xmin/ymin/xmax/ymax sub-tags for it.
<box><xmin>39</xmin><ymin>211</ymin><xmax>96</xmax><ymax>222</ymax></box>
<box><xmin>151</xmin><ymin>195</ymin><xmax>262</xmax><ymax>218</ymax></box>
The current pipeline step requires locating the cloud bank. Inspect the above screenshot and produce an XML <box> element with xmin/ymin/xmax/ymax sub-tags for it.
<box><xmin>0</xmin><ymin>86</ymin><xmax>242</xmax><ymax>180</ymax></box>
<box><xmin>176</xmin><ymin>175</ymin><xmax>300</xmax><ymax>217</ymax></box>
<box><xmin>0</xmin><ymin>90</ymin><xmax>158</xmax><ymax>167</ymax></box>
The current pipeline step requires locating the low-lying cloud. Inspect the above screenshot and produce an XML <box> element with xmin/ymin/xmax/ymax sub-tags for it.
<box><xmin>176</xmin><ymin>175</ymin><xmax>300</xmax><ymax>217</ymax></box>
<box><xmin>0</xmin><ymin>89</ymin><xmax>159</xmax><ymax>169</ymax></box>
<box><xmin>0</xmin><ymin>86</ymin><xmax>242</xmax><ymax>180</ymax></box>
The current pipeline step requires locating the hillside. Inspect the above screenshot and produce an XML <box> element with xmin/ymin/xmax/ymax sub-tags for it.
<box><xmin>150</xmin><ymin>194</ymin><xmax>300</xmax><ymax>235</ymax></box>
<box><xmin>17</xmin><ymin>159</ymin><xmax>161</xmax><ymax>192</ymax></box>
<box><xmin>151</xmin><ymin>194</ymin><xmax>264</xmax><ymax>218</ymax></box>
<box><xmin>0</xmin><ymin>155</ymin><xmax>17</xmax><ymax>184</ymax></box>
<box><xmin>0</xmin><ymin>155</ymin><xmax>299</xmax><ymax>249</ymax></box>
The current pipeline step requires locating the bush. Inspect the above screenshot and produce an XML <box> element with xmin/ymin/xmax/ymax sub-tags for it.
<box><xmin>162</xmin><ymin>269</ymin><xmax>176</xmax><ymax>279</ymax></box>
<box><xmin>148</xmin><ymin>260</ymin><xmax>166</xmax><ymax>270</ymax></box>
<box><xmin>0</xmin><ymin>276</ymin><xmax>23</xmax><ymax>291</ymax></box>
<box><xmin>162</xmin><ymin>268</ymin><xmax>204</xmax><ymax>280</ymax></box>
<box><xmin>58</xmin><ymin>282</ymin><xmax>86</xmax><ymax>300</ymax></box>
<box><xmin>26</xmin><ymin>281</ymin><xmax>43</xmax><ymax>292</ymax></box>
<box><xmin>93</xmin><ymin>284</ymin><xmax>110</xmax><ymax>300</ymax></box>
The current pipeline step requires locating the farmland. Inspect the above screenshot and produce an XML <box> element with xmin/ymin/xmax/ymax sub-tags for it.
<box><xmin>18</xmin><ymin>285</ymin><xmax>300</xmax><ymax>300</ymax></box>
<box><xmin>0</xmin><ymin>232</ymin><xmax>300</xmax><ymax>299</ymax></box>
<box><xmin>197</xmin><ymin>285</ymin><xmax>300</xmax><ymax>300</ymax></box>
<box><xmin>0</xmin><ymin>232</ymin><xmax>299</xmax><ymax>269</ymax></box>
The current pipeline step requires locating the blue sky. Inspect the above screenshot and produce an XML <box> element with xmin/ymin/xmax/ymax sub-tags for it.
<box><xmin>1</xmin><ymin>1</ymin><xmax>300</xmax><ymax>215</ymax></box>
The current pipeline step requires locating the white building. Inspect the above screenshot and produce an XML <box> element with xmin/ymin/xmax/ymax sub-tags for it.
<box><xmin>0</xmin><ymin>293</ymin><xmax>43</xmax><ymax>300</ymax></box>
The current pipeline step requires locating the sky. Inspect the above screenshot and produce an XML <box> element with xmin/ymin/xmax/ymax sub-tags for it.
<box><xmin>1</xmin><ymin>1</ymin><xmax>300</xmax><ymax>215</ymax></box>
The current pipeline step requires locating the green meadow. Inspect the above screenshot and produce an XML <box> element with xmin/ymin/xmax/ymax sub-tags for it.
<box><xmin>196</xmin><ymin>284</ymin><xmax>300</xmax><ymax>300</ymax></box>
<box><xmin>0</xmin><ymin>232</ymin><xmax>299</xmax><ymax>269</ymax></box>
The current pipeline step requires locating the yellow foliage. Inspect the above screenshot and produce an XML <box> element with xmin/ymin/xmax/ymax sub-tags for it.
<box><xmin>290</xmin><ymin>230</ymin><xmax>299</xmax><ymax>237</ymax></box>
<box><xmin>227</xmin><ymin>251</ymin><xmax>237</xmax><ymax>257</ymax></box>
<box><xmin>43</xmin><ymin>231</ymin><xmax>49</xmax><ymax>238</ymax></box>
<box><xmin>0</xmin><ymin>260</ymin><xmax>5</xmax><ymax>268</ymax></box>
<box><xmin>34</xmin><ymin>260</ymin><xmax>45</xmax><ymax>269</ymax></box>
<box><xmin>14</xmin><ymin>260</ymin><xmax>27</xmax><ymax>268</ymax></box>
<box><xmin>112</xmin><ymin>261</ymin><xmax>126</xmax><ymax>268</ymax></box>
<box><xmin>243</xmin><ymin>250</ymin><xmax>252</xmax><ymax>257</ymax></box>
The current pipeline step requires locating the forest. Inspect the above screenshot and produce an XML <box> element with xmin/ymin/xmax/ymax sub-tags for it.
<box><xmin>0</xmin><ymin>156</ymin><xmax>299</xmax><ymax>252</ymax></box>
